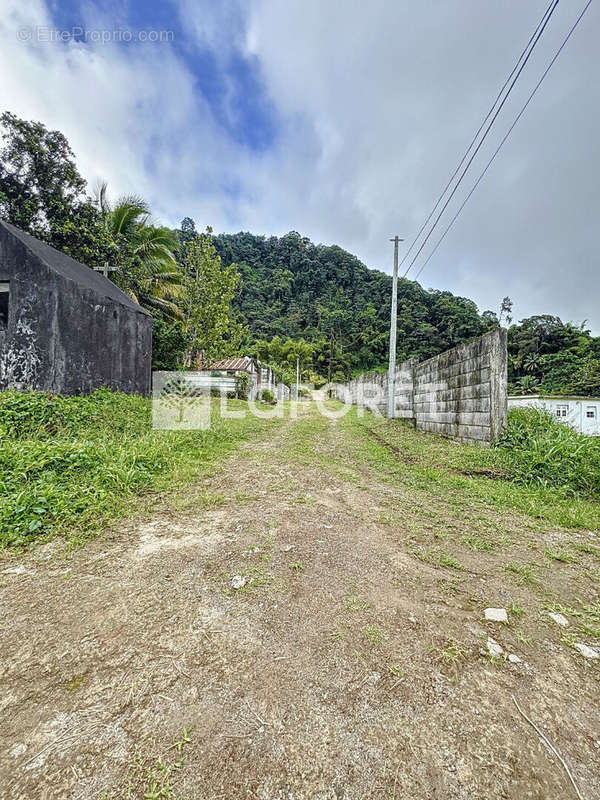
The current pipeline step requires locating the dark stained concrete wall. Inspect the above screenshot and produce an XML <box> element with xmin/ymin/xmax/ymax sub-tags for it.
<box><xmin>0</xmin><ymin>224</ymin><xmax>152</xmax><ymax>395</ymax></box>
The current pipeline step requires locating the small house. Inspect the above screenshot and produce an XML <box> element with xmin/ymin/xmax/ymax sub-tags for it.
<box><xmin>0</xmin><ymin>219</ymin><xmax>152</xmax><ymax>395</ymax></box>
<box><xmin>508</xmin><ymin>395</ymin><xmax>600</xmax><ymax>436</ymax></box>
<box><xmin>207</xmin><ymin>357</ymin><xmax>261</xmax><ymax>399</ymax></box>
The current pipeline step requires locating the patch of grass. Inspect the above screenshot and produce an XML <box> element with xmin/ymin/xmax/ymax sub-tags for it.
<box><xmin>100</xmin><ymin>728</ymin><xmax>192</xmax><ymax>800</ymax></box>
<box><xmin>343</xmin><ymin>406</ymin><xmax>600</xmax><ymax>531</ymax></box>
<box><xmin>572</xmin><ymin>542</ymin><xmax>600</xmax><ymax>558</ymax></box>
<box><xmin>0</xmin><ymin>391</ymin><xmax>284</xmax><ymax>549</ymax></box>
<box><xmin>289</xmin><ymin>560</ymin><xmax>304</xmax><ymax>572</ymax></box>
<box><xmin>498</xmin><ymin>407</ymin><xmax>600</xmax><ymax>501</ymax></box>
<box><xmin>66</xmin><ymin>674</ymin><xmax>86</xmax><ymax>692</ymax></box>
<box><xmin>364</xmin><ymin>625</ymin><xmax>386</xmax><ymax>647</ymax></box>
<box><xmin>387</xmin><ymin>663</ymin><xmax>404</xmax><ymax>677</ymax></box>
<box><xmin>544</xmin><ymin>548</ymin><xmax>576</xmax><ymax>564</ymax></box>
<box><xmin>429</xmin><ymin>638</ymin><xmax>469</xmax><ymax>663</ymax></box>
<box><xmin>438</xmin><ymin>552</ymin><xmax>464</xmax><ymax>571</ymax></box>
<box><xmin>549</xmin><ymin>601</ymin><xmax>600</xmax><ymax>641</ymax></box>
<box><xmin>462</xmin><ymin>534</ymin><xmax>496</xmax><ymax>552</ymax></box>
<box><xmin>230</xmin><ymin>566</ymin><xmax>272</xmax><ymax>594</ymax></box>
<box><xmin>503</xmin><ymin>562</ymin><xmax>539</xmax><ymax>585</ymax></box>
<box><xmin>509</xmin><ymin>603</ymin><xmax>526</xmax><ymax>617</ymax></box>
<box><xmin>417</xmin><ymin>548</ymin><xmax>465</xmax><ymax>572</ymax></box>
<box><xmin>515</xmin><ymin>630</ymin><xmax>533</xmax><ymax>646</ymax></box>
<box><xmin>344</xmin><ymin>595</ymin><xmax>372</xmax><ymax>613</ymax></box>
<box><xmin>234</xmin><ymin>490</ymin><xmax>259</xmax><ymax>502</ymax></box>
<box><xmin>377</xmin><ymin>511</ymin><xmax>404</xmax><ymax>526</ymax></box>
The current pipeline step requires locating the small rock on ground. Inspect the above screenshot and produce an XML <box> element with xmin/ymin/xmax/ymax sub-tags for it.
<box><xmin>573</xmin><ymin>642</ymin><xmax>599</xmax><ymax>659</ymax></box>
<box><xmin>230</xmin><ymin>575</ymin><xmax>247</xmax><ymax>590</ymax></box>
<box><xmin>547</xmin><ymin>611</ymin><xmax>569</xmax><ymax>627</ymax></box>
<box><xmin>487</xmin><ymin>637</ymin><xmax>504</xmax><ymax>657</ymax></box>
<box><xmin>484</xmin><ymin>608</ymin><xmax>508</xmax><ymax>623</ymax></box>
<box><xmin>1</xmin><ymin>566</ymin><xmax>33</xmax><ymax>576</ymax></box>
<box><xmin>508</xmin><ymin>654</ymin><xmax>522</xmax><ymax>664</ymax></box>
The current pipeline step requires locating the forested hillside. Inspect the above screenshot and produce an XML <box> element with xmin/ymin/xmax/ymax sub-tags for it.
<box><xmin>212</xmin><ymin>231</ymin><xmax>600</xmax><ymax>392</ymax></box>
<box><xmin>3</xmin><ymin>110</ymin><xmax>600</xmax><ymax>393</ymax></box>
<box><xmin>213</xmin><ymin>230</ymin><xmax>495</xmax><ymax>378</ymax></box>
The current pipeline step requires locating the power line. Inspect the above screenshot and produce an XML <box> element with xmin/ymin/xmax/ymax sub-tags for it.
<box><xmin>413</xmin><ymin>0</ymin><xmax>593</xmax><ymax>283</ymax></box>
<box><xmin>399</xmin><ymin>0</ymin><xmax>558</xmax><ymax>278</ymax></box>
<box><xmin>402</xmin><ymin>0</ymin><xmax>560</xmax><ymax>278</ymax></box>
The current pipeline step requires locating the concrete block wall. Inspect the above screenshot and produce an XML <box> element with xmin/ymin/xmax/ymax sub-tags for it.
<box><xmin>336</xmin><ymin>329</ymin><xmax>507</xmax><ymax>445</ymax></box>
<box><xmin>413</xmin><ymin>329</ymin><xmax>507</xmax><ymax>444</ymax></box>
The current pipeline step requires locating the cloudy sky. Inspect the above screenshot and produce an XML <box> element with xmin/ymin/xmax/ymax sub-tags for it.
<box><xmin>1</xmin><ymin>0</ymin><xmax>598</xmax><ymax>328</ymax></box>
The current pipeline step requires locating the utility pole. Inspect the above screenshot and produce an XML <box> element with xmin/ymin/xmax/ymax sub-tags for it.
<box><xmin>296</xmin><ymin>356</ymin><xmax>300</xmax><ymax>402</ymax></box>
<box><xmin>387</xmin><ymin>235</ymin><xmax>404</xmax><ymax>419</ymax></box>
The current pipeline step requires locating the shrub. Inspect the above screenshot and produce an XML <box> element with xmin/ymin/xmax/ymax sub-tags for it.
<box><xmin>497</xmin><ymin>407</ymin><xmax>600</xmax><ymax>499</ymax></box>
<box><xmin>0</xmin><ymin>389</ymin><xmax>265</xmax><ymax>548</ymax></box>
<box><xmin>260</xmin><ymin>389</ymin><xmax>276</xmax><ymax>404</ymax></box>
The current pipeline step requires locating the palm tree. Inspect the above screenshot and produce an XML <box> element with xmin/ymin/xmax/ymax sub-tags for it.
<box><xmin>95</xmin><ymin>183</ymin><xmax>184</xmax><ymax>319</ymax></box>
<box><xmin>517</xmin><ymin>375</ymin><xmax>540</xmax><ymax>395</ymax></box>
<box><xmin>522</xmin><ymin>353</ymin><xmax>541</xmax><ymax>375</ymax></box>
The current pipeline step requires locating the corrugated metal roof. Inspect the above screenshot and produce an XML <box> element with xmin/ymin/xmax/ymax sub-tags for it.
<box><xmin>208</xmin><ymin>357</ymin><xmax>255</xmax><ymax>371</ymax></box>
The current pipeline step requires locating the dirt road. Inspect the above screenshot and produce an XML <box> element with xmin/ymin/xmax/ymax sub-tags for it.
<box><xmin>1</xmin><ymin>407</ymin><xmax>598</xmax><ymax>799</ymax></box>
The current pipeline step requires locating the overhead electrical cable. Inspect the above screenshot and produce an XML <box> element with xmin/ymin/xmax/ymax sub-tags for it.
<box><xmin>402</xmin><ymin>0</ymin><xmax>560</xmax><ymax>278</ymax></box>
<box><xmin>412</xmin><ymin>0</ymin><xmax>593</xmax><ymax>282</ymax></box>
<box><xmin>398</xmin><ymin>0</ymin><xmax>558</xmax><ymax>277</ymax></box>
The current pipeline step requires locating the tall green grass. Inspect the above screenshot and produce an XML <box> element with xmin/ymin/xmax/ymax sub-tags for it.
<box><xmin>0</xmin><ymin>389</ymin><xmax>275</xmax><ymax>548</ymax></box>
<box><xmin>498</xmin><ymin>407</ymin><xmax>600</xmax><ymax>500</ymax></box>
<box><xmin>347</xmin><ymin>404</ymin><xmax>600</xmax><ymax>530</ymax></box>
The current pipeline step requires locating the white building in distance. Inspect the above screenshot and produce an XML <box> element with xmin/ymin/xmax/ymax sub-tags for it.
<box><xmin>508</xmin><ymin>395</ymin><xmax>600</xmax><ymax>436</ymax></box>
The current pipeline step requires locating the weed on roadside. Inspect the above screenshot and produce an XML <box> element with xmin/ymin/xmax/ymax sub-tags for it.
<box><xmin>365</xmin><ymin>625</ymin><xmax>386</xmax><ymax>647</ymax></box>
<box><xmin>503</xmin><ymin>562</ymin><xmax>539</xmax><ymax>586</ymax></box>
<box><xmin>100</xmin><ymin>728</ymin><xmax>192</xmax><ymax>800</ymax></box>
<box><xmin>344</xmin><ymin>595</ymin><xmax>372</xmax><ymax>613</ymax></box>
<box><xmin>544</xmin><ymin>548</ymin><xmax>576</xmax><ymax>564</ymax></box>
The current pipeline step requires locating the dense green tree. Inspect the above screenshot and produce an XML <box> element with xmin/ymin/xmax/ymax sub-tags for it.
<box><xmin>0</xmin><ymin>112</ymin><xmax>121</xmax><ymax>270</ymax></box>
<box><xmin>4</xmin><ymin>113</ymin><xmax>600</xmax><ymax>391</ymax></box>
<box><xmin>253</xmin><ymin>336</ymin><xmax>314</xmax><ymax>384</ymax></box>
<box><xmin>516</xmin><ymin>375</ymin><xmax>541</xmax><ymax>394</ymax></box>
<box><xmin>0</xmin><ymin>111</ymin><xmax>85</xmax><ymax>232</ymax></box>
<box><xmin>151</xmin><ymin>312</ymin><xmax>189</xmax><ymax>370</ymax></box>
<box><xmin>507</xmin><ymin>315</ymin><xmax>600</xmax><ymax>396</ymax></box>
<box><xmin>181</xmin><ymin>228</ymin><xmax>246</xmax><ymax>366</ymax></box>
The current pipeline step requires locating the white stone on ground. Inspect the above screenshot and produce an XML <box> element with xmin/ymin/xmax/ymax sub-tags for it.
<box><xmin>230</xmin><ymin>575</ymin><xmax>247</xmax><ymax>590</ymax></box>
<box><xmin>508</xmin><ymin>654</ymin><xmax>522</xmax><ymax>664</ymax></box>
<box><xmin>487</xmin><ymin>637</ymin><xmax>504</xmax><ymax>657</ymax></box>
<box><xmin>484</xmin><ymin>608</ymin><xmax>508</xmax><ymax>623</ymax></box>
<box><xmin>573</xmin><ymin>642</ymin><xmax>599</xmax><ymax>659</ymax></box>
<box><xmin>1</xmin><ymin>565</ymin><xmax>32</xmax><ymax>575</ymax></box>
<box><xmin>547</xmin><ymin>611</ymin><xmax>569</xmax><ymax>627</ymax></box>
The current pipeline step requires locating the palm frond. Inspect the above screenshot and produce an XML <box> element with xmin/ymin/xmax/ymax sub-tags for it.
<box><xmin>143</xmin><ymin>296</ymin><xmax>185</xmax><ymax>321</ymax></box>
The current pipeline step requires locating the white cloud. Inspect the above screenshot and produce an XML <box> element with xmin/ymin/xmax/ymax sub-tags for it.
<box><xmin>1</xmin><ymin>0</ymin><xmax>598</xmax><ymax>329</ymax></box>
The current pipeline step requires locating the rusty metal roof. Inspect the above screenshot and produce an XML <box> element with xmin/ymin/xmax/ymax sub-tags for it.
<box><xmin>207</xmin><ymin>357</ymin><xmax>255</xmax><ymax>371</ymax></box>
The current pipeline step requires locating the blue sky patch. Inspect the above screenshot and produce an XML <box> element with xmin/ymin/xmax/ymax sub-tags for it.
<box><xmin>47</xmin><ymin>0</ymin><xmax>278</xmax><ymax>152</ymax></box>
